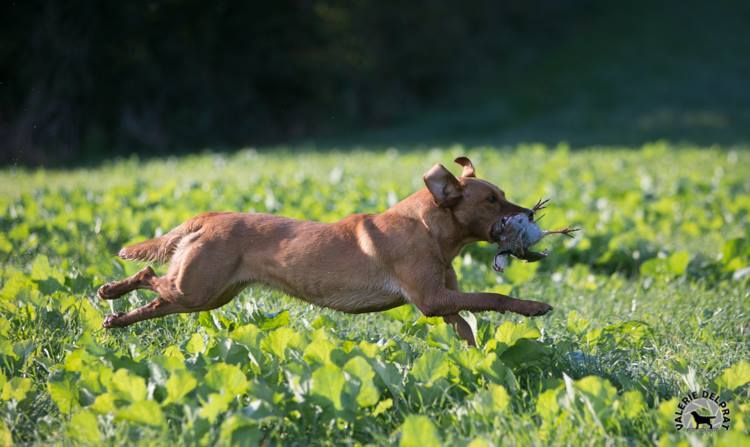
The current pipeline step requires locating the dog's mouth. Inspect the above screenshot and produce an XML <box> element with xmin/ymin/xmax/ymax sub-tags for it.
<box><xmin>490</xmin><ymin>199</ymin><xmax>579</xmax><ymax>272</ymax></box>
<box><xmin>491</xmin><ymin>214</ymin><xmax>548</xmax><ymax>271</ymax></box>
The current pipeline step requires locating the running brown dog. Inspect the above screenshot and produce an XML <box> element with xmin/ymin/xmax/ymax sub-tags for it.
<box><xmin>98</xmin><ymin>157</ymin><xmax>552</xmax><ymax>345</ymax></box>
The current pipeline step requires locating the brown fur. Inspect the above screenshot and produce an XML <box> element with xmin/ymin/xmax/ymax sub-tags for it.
<box><xmin>98</xmin><ymin>157</ymin><xmax>552</xmax><ymax>345</ymax></box>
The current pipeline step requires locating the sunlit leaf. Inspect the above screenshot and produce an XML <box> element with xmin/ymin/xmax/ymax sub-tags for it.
<box><xmin>715</xmin><ymin>360</ymin><xmax>750</xmax><ymax>391</ymax></box>
<box><xmin>164</xmin><ymin>369</ymin><xmax>198</xmax><ymax>404</ymax></box>
<box><xmin>68</xmin><ymin>410</ymin><xmax>101</xmax><ymax>443</ymax></box>
<box><xmin>186</xmin><ymin>333</ymin><xmax>206</xmax><ymax>355</ymax></box>
<box><xmin>205</xmin><ymin>363</ymin><xmax>248</xmax><ymax>396</ymax></box>
<box><xmin>261</xmin><ymin>327</ymin><xmax>303</xmax><ymax>360</ymax></box>
<box><xmin>48</xmin><ymin>375</ymin><xmax>79</xmax><ymax>414</ymax></box>
<box><xmin>1</xmin><ymin>377</ymin><xmax>32</xmax><ymax>401</ymax></box>
<box><xmin>399</xmin><ymin>415</ymin><xmax>441</xmax><ymax>447</ymax></box>
<box><xmin>410</xmin><ymin>350</ymin><xmax>451</xmax><ymax>386</ymax></box>
<box><xmin>310</xmin><ymin>363</ymin><xmax>346</xmax><ymax>411</ymax></box>
<box><xmin>110</xmin><ymin>369</ymin><xmax>147</xmax><ymax>402</ymax></box>
<box><xmin>566</xmin><ymin>310</ymin><xmax>590</xmax><ymax>335</ymax></box>
<box><xmin>90</xmin><ymin>393</ymin><xmax>116</xmax><ymax>414</ymax></box>
<box><xmin>471</xmin><ymin>383</ymin><xmax>510</xmax><ymax>416</ymax></box>
<box><xmin>343</xmin><ymin>356</ymin><xmax>380</xmax><ymax>407</ymax></box>
<box><xmin>667</xmin><ymin>251</ymin><xmax>690</xmax><ymax>275</ymax></box>
<box><xmin>198</xmin><ymin>392</ymin><xmax>233</xmax><ymax>423</ymax></box>
<box><xmin>494</xmin><ymin>320</ymin><xmax>541</xmax><ymax>352</ymax></box>
<box><xmin>0</xmin><ymin>421</ymin><xmax>11</xmax><ymax>447</ymax></box>
<box><xmin>117</xmin><ymin>400</ymin><xmax>165</xmax><ymax>426</ymax></box>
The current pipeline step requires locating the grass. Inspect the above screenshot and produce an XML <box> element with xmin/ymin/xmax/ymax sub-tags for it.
<box><xmin>1</xmin><ymin>144</ymin><xmax>749</xmax><ymax>445</ymax></box>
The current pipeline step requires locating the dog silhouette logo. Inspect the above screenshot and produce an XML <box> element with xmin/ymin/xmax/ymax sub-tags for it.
<box><xmin>673</xmin><ymin>390</ymin><xmax>730</xmax><ymax>431</ymax></box>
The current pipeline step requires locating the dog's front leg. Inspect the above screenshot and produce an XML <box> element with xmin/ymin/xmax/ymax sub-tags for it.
<box><xmin>422</xmin><ymin>288</ymin><xmax>551</xmax><ymax>317</ymax></box>
<box><xmin>399</xmin><ymin>263</ymin><xmax>551</xmax><ymax>318</ymax></box>
<box><xmin>442</xmin><ymin>267</ymin><xmax>476</xmax><ymax>346</ymax></box>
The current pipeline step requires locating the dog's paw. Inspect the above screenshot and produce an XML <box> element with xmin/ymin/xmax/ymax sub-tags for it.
<box><xmin>98</xmin><ymin>284</ymin><xmax>115</xmax><ymax>300</ymax></box>
<box><xmin>102</xmin><ymin>312</ymin><xmax>125</xmax><ymax>329</ymax></box>
<box><xmin>520</xmin><ymin>300</ymin><xmax>553</xmax><ymax>317</ymax></box>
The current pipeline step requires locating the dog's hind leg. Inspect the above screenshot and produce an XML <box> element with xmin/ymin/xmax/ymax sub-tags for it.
<box><xmin>102</xmin><ymin>298</ymin><xmax>186</xmax><ymax>328</ymax></box>
<box><xmin>98</xmin><ymin>266</ymin><xmax>157</xmax><ymax>300</ymax></box>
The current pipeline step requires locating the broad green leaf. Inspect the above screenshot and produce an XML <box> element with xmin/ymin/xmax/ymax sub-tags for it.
<box><xmin>230</xmin><ymin>323</ymin><xmax>261</xmax><ymax>348</ymax></box>
<box><xmin>372</xmin><ymin>398</ymin><xmax>393</xmax><ymax>416</ymax></box>
<box><xmin>384</xmin><ymin>305</ymin><xmax>416</xmax><ymax>323</ymax></box>
<box><xmin>68</xmin><ymin>410</ymin><xmax>101</xmax><ymax>443</ymax></box>
<box><xmin>2</xmin><ymin>377</ymin><xmax>32</xmax><ymax>401</ymax></box>
<box><xmin>410</xmin><ymin>350</ymin><xmax>451</xmax><ymax>386</ymax></box>
<box><xmin>477</xmin><ymin>353</ymin><xmax>516</xmax><ymax>390</ymax></box>
<box><xmin>76</xmin><ymin>299</ymin><xmax>102</xmax><ymax>332</ymax></box>
<box><xmin>48</xmin><ymin>375</ymin><xmax>79</xmax><ymax>414</ymax></box>
<box><xmin>715</xmin><ymin>360</ymin><xmax>750</xmax><ymax>391</ymax></box>
<box><xmin>639</xmin><ymin>257</ymin><xmax>663</xmax><ymax>278</ymax></box>
<box><xmin>722</xmin><ymin>238</ymin><xmax>747</xmax><ymax>262</ymax></box>
<box><xmin>500</xmin><ymin>339</ymin><xmax>551</xmax><ymax>369</ymax></box>
<box><xmin>261</xmin><ymin>327</ymin><xmax>303</xmax><ymax>360</ymax></box>
<box><xmin>186</xmin><ymin>333</ymin><xmax>206</xmax><ymax>355</ymax></box>
<box><xmin>310</xmin><ymin>363</ymin><xmax>346</xmax><ymax>410</ymax></box>
<box><xmin>343</xmin><ymin>356</ymin><xmax>380</xmax><ymax>407</ymax></box>
<box><xmin>667</xmin><ymin>251</ymin><xmax>690</xmax><ymax>275</ymax></box>
<box><xmin>90</xmin><ymin>393</ymin><xmax>116</xmax><ymax>414</ymax></box>
<box><xmin>303</xmin><ymin>329</ymin><xmax>335</xmax><ymax>365</ymax></box>
<box><xmin>566</xmin><ymin>310</ymin><xmax>590</xmax><ymax>335</ymax></box>
<box><xmin>656</xmin><ymin>398</ymin><xmax>679</xmax><ymax>431</ymax></box>
<box><xmin>573</xmin><ymin>375</ymin><xmax>618</xmax><ymax>420</ymax></box>
<box><xmin>575</xmin><ymin>376</ymin><xmax>617</xmax><ymax>402</ymax></box>
<box><xmin>371</xmin><ymin>359</ymin><xmax>404</xmax><ymax>397</ymax></box>
<box><xmin>467</xmin><ymin>438</ymin><xmax>493</xmax><ymax>447</ymax></box>
<box><xmin>31</xmin><ymin>255</ymin><xmax>58</xmax><ymax>281</ymax></box>
<box><xmin>494</xmin><ymin>320</ymin><xmax>541</xmax><ymax>352</ymax></box>
<box><xmin>399</xmin><ymin>415</ymin><xmax>441</xmax><ymax>447</ymax></box>
<box><xmin>0</xmin><ymin>421</ymin><xmax>11</xmax><ymax>447</ymax></box>
<box><xmin>219</xmin><ymin>414</ymin><xmax>263</xmax><ymax>446</ymax></box>
<box><xmin>257</xmin><ymin>310</ymin><xmax>290</xmax><ymax>330</ymax></box>
<box><xmin>110</xmin><ymin>369</ymin><xmax>147</xmax><ymax>402</ymax></box>
<box><xmin>536</xmin><ymin>388</ymin><xmax>561</xmax><ymax>420</ymax></box>
<box><xmin>117</xmin><ymin>400</ymin><xmax>165</xmax><ymax>426</ymax></box>
<box><xmin>621</xmin><ymin>390</ymin><xmax>645</xmax><ymax>419</ymax></box>
<box><xmin>426</xmin><ymin>321</ymin><xmax>459</xmax><ymax>349</ymax></box>
<box><xmin>199</xmin><ymin>392</ymin><xmax>233</xmax><ymax>423</ymax></box>
<box><xmin>164</xmin><ymin>369</ymin><xmax>198</xmax><ymax>404</ymax></box>
<box><xmin>452</xmin><ymin>348</ymin><xmax>484</xmax><ymax>373</ymax></box>
<box><xmin>63</xmin><ymin>348</ymin><xmax>95</xmax><ymax>372</ymax></box>
<box><xmin>472</xmin><ymin>383</ymin><xmax>510</xmax><ymax>416</ymax></box>
<box><xmin>163</xmin><ymin>345</ymin><xmax>185</xmax><ymax>361</ymax></box>
<box><xmin>205</xmin><ymin>363</ymin><xmax>248</xmax><ymax>396</ymax></box>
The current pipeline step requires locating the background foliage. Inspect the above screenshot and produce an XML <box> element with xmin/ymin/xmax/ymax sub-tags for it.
<box><xmin>3</xmin><ymin>0</ymin><xmax>750</xmax><ymax>164</ymax></box>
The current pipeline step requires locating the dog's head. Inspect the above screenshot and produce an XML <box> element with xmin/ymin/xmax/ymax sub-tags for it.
<box><xmin>423</xmin><ymin>156</ymin><xmax>534</xmax><ymax>241</ymax></box>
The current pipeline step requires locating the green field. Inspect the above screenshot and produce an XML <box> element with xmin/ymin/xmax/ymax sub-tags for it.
<box><xmin>1</xmin><ymin>144</ymin><xmax>749</xmax><ymax>445</ymax></box>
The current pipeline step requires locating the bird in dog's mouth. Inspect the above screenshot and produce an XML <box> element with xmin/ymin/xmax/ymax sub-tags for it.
<box><xmin>491</xmin><ymin>199</ymin><xmax>578</xmax><ymax>272</ymax></box>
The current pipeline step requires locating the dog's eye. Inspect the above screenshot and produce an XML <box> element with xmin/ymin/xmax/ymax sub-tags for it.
<box><xmin>487</xmin><ymin>195</ymin><xmax>497</xmax><ymax>204</ymax></box>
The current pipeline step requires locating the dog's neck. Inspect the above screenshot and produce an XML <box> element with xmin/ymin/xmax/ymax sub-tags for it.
<box><xmin>389</xmin><ymin>189</ymin><xmax>478</xmax><ymax>264</ymax></box>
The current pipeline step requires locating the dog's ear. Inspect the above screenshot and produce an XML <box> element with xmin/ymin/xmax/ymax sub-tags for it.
<box><xmin>454</xmin><ymin>156</ymin><xmax>475</xmax><ymax>177</ymax></box>
<box><xmin>423</xmin><ymin>164</ymin><xmax>463</xmax><ymax>207</ymax></box>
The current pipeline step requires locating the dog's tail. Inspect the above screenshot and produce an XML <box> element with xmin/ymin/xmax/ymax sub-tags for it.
<box><xmin>118</xmin><ymin>216</ymin><xmax>209</xmax><ymax>263</ymax></box>
<box><xmin>117</xmin><ymin>233</ymin><xmax>181</xmax><ymax>263</ymax></box>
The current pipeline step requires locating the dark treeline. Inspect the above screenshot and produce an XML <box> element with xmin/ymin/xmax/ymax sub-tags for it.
<box><xmin>1</xmin><ymin>0</ymin><xmax>591</xmax><ymax>165</ymax></box>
